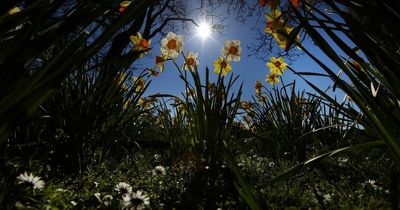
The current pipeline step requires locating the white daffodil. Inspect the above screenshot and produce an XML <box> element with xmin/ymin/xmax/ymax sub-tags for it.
<box><xmin>183</xmin><ymin>51</ymin><xmax>199</xmax><ymax>71</ymax></box>
<box><xmin>221</xmin><ymin>40</ymin><xmax>241</xmax><ymax>62</ymax></box>
<box><xmin>161</xmin><ymin>32</ymin><xmax>184</xmax><ymax>59</ymax></box>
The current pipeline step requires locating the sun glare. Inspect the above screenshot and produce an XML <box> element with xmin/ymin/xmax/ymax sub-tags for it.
<box><xmin>197</xmin><ymin>21</ymin><xmax>212</xmax><ymax>40</ymax></box>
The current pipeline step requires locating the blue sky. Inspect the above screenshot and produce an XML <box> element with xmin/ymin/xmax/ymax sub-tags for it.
<box><xmin>139</xmin><ymin>4</ymin><xmax>348</xmax><ymax>102</ymax></box>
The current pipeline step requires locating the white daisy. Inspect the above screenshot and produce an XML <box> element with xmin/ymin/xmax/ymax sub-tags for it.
<box><xmin>115</xmin><ymin>182</ymin><xmax>133</xmax><ymax>194</ymax></box>
<box><xmin>268</xmin><ymin>162</ymin><xmax>276</xmax><ymax>168</ymax></box>
<box><xmin>152</xmin><ymin>166</ymin><xmax>166</xmax><ymax>176</ymax></box>
<box><xmin>221</xmin><ymin>40</ymin><xmax>241</xmax><ymax>62</ymax></box>
<box><xmin>94</xmin><ymin>192</ymin><xmax>102</xmax><ymax>202</ymax></box>
<box><xmin>122</xmin><ymin>190</ymin><xmax>150</xmax><ymax>210</ymax></box>
<box><xmin>161</xmin><ymin>32</ymin><xmax>184</xmax><ymax>59</ymax></box>
<box><xmin>16</xmin><ymin>172</ymin><xmax>45</xmax><ymax>190</ymax></box>
<box><xmin>103</xmin><ymin>195</ymin><xmax>113</xmax><ymax>206</ymax></box>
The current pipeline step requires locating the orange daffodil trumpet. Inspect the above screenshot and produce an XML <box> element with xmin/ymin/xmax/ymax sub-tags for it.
<box><xmin>161</xmin><ymin>32</ymin><xmax>184</xmax><ymax>59</ymax></box>
<box><xmin>183</xmin><ymin>51</ymin><xmax>199</xmax><ymax>71</ymax></box>
<box><xmin>213</xmin><ymin>57</ymin><xmax>232</xmax><ymax>76</ymax></box>
<box><xmin>221</xmin><ymin>40</ymin><xmax>241</xmax><ymax>62</ymax></box>
<box><xmin>130</xmin><ymin>32</ymin><xmax>151</xmax><ymax>58</ymax></box>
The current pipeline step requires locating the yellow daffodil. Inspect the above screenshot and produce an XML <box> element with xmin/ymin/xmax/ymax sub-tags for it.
<box><xmin>221</xmin><ymin>40</ymin><xmax>241</xmax><ymax>62</ymax></box>
<box><xmin>133</xmin><ymin>77</ymin><xmax>145</xmax><ymax>92</ymax></box>
<box><xmin>161</xmin><ymin>32</ymin><xmax>184</xmax><ymax>59</ymax></box>
<box><xmin>119</xmin><ymin>1</ymin><xmax>131</xmax><ymax>13</ymax></box>
<box><xmin>266</xmin><ymin>73</ymin><xmax>280</xmax><ymax>85</ymax></box>
<box><xmin>155</xmin><ymin>54</ymin><xmax>167</xmax><ymax>72</ymax></box>
<box><xmin>177</xmin><ymin>104</ymin><xmax>186</xmax><ymax>114</ymax></box>
<box><xmin>257</xmin><ymin>94</ymin><xmax>267</xmax><ymax>103</ymax></box>
<box><xmin>117</xmin><ymin>72</ymin><xmax>128</xmax><ymax>91</ymax></box>
<box><xmin>139</xmin><ymin>97</ymin><xmax>156</xmax><ymax>109</ymax></box>
<box><xmin>267</xmin><ymin>57</ymin><xmax>288</xmax><ymax>75</ymax></box>
<box><xmin>264</xmin><ymin>10</ymin><xmax>297</xmax><ymax>49</ymax></box>
<box><xmin>8</xmin><ymin>6</ymin><xmax>21</xmax><ymax>16</ymax></box>
<box><xmin>123</xmin><ymin>99</ymin><xmax>131</xmax><ymax>109</ymax></box>
<box><xmin>173</xmin><ymin>97</ymin><xmax>182</xmax><ymax>105</ymax></box>
<box><xmin>130</xmin><ymin>32</ymin><xmax>151</xmax><ymax>58</ymax></box>
<box><xmin>264</xmin><ymin>10</ymin><xmax>284</xmax><ymax>34</ymax></box>
<box><xmin>183</xmin><ymin>51</ymin><xmax>199</xmax><ymax>71</ymax></box>
<box><xmin>186</xmin><ymin>87</ymin><xmax>196</xmax><ymax>99</ymax></box>
<box><xmin>271</xmin><ymin>27</ymin><xmax>295</xmax><ymax>49</ymax></box>
<box><xmin>240</xmin><ymin>101</ymin><xmax>253</xmax><ymax>110</ymax></box>
<box><xmin>213</xmin><ymin>56</ymin><xmax>232</xmax><ymax>76</ymax></box>
<box><xmin>254</xmin><ymin>80</ymin><xmax>263</xmax><ymax>95</ymax></box>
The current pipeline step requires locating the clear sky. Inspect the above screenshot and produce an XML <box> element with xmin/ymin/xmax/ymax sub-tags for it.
<box><xmin>139</xmin><ymin>3</ymin><xmax>348</xmax><ymax>102</ymax></box>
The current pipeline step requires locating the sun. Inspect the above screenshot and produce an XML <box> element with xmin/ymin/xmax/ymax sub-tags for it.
<box><xmin>196</xmin><ymin>21</ymin><xmax>212</xmax><ymax>40</ymax></box>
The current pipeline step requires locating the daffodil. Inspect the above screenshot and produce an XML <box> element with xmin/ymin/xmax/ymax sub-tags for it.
<box><xmin>8</xmin><ymin>6</ymin><xmax>21</xmax><ymax>16</ymax></box>
<box><xmin>264</xmin><ymin>10</ymin><xmax>284</xmax><ymax>34</ymax></box>
<box><xmin>148</xmin><ymin>68</ymin><xmax>159</xmax><ymax>77</ymax></box>
<box><xmin>155</xmin><ymin>54</ymin><xmax>167</xmax><ymax>72</ymax></box>
<box><xmin>221</xmin><ymin>40</ymin><xmax>241</xmax><ymax>62</ymax></box>
<box><xmin>240</xmin><ymin>101</ymin><xmax>253</xmax><ymax>110</ymax></box>
<box><xmin>117</xmin><ymin>72</ymin><xmax>128</xmax><ymax>91</ymax></box>
<box><xmin>133</xmin><ymin>77</ymin><xmax>145</xmax><ymax>92</ymax></box>
<box><xmin>186</xmin><ymin>87</ymin><xmax>196</xmax><ymax>100</ymax></box>
<box><xmin>259</xmin><ymin>0</ymin><xmax>267</xmax><ymax>7</ymax></box>
<box><xmin>290</xmin><ymin>0</ymin><xmax>300</xmax><ymax>7</ymax></box>
<box><xmin>271</xmin><ymin>28</ymin><xmax>295</xmax><ymax>49</ymax></box>
<box><xmin>266</xmin><ymin>73</ymin><xmax>280</xmax><ymax>85</ymax></box>
<box><xmin>264</xmin><ymin>10</ymin><xmax>296</xmax><ymax>49</ymax></box>
<box><xmin>213</xmin><ymin>56</ymin><xmax>232</xmax><ymax>76</ymax></box>
<box><xmin>183</xmin><ymin>51</ymin><xmax>199</xmax><ymax>71</ymax></box>
<box><xmin>123</xmin><ymin>99</ymin><xmax>131</xmax><ymax>109</ymax></box>
<box><xmin>130</xmin><ymin>32</ymin><xmax>151</xmax><ymax>58</ymax></box>
<box><xmin>267</xmin><ymin>57</ymin><xmax>287</xmax><ymax>75</ymax></box>
<box><xmin>139</xmin><ymin>98</ymin><xmax>149</xmax><ymax>108</ymax></box>
<box><xmin>256</xmin><ymin>94</ymin><xmax>267</xmax><ymax>103</ymax></box>
<box><xmin>254</xmin><ymin>80</ymin><xmax>263</xmax><ymax>95</ymax></box>
<box><xmin>161</xmin><ymin>32</ymin><xmax>184</xmax><ymax>59</ymax></box>
<box><xmin>139</xmin><ymin>97</ymin><xmax>156</xmax><ymax>109</ymax></box>
<box><xmin>119</xmin><ymin>1</ymin><xmax>131</xmax><ymax>13</ymax></box>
